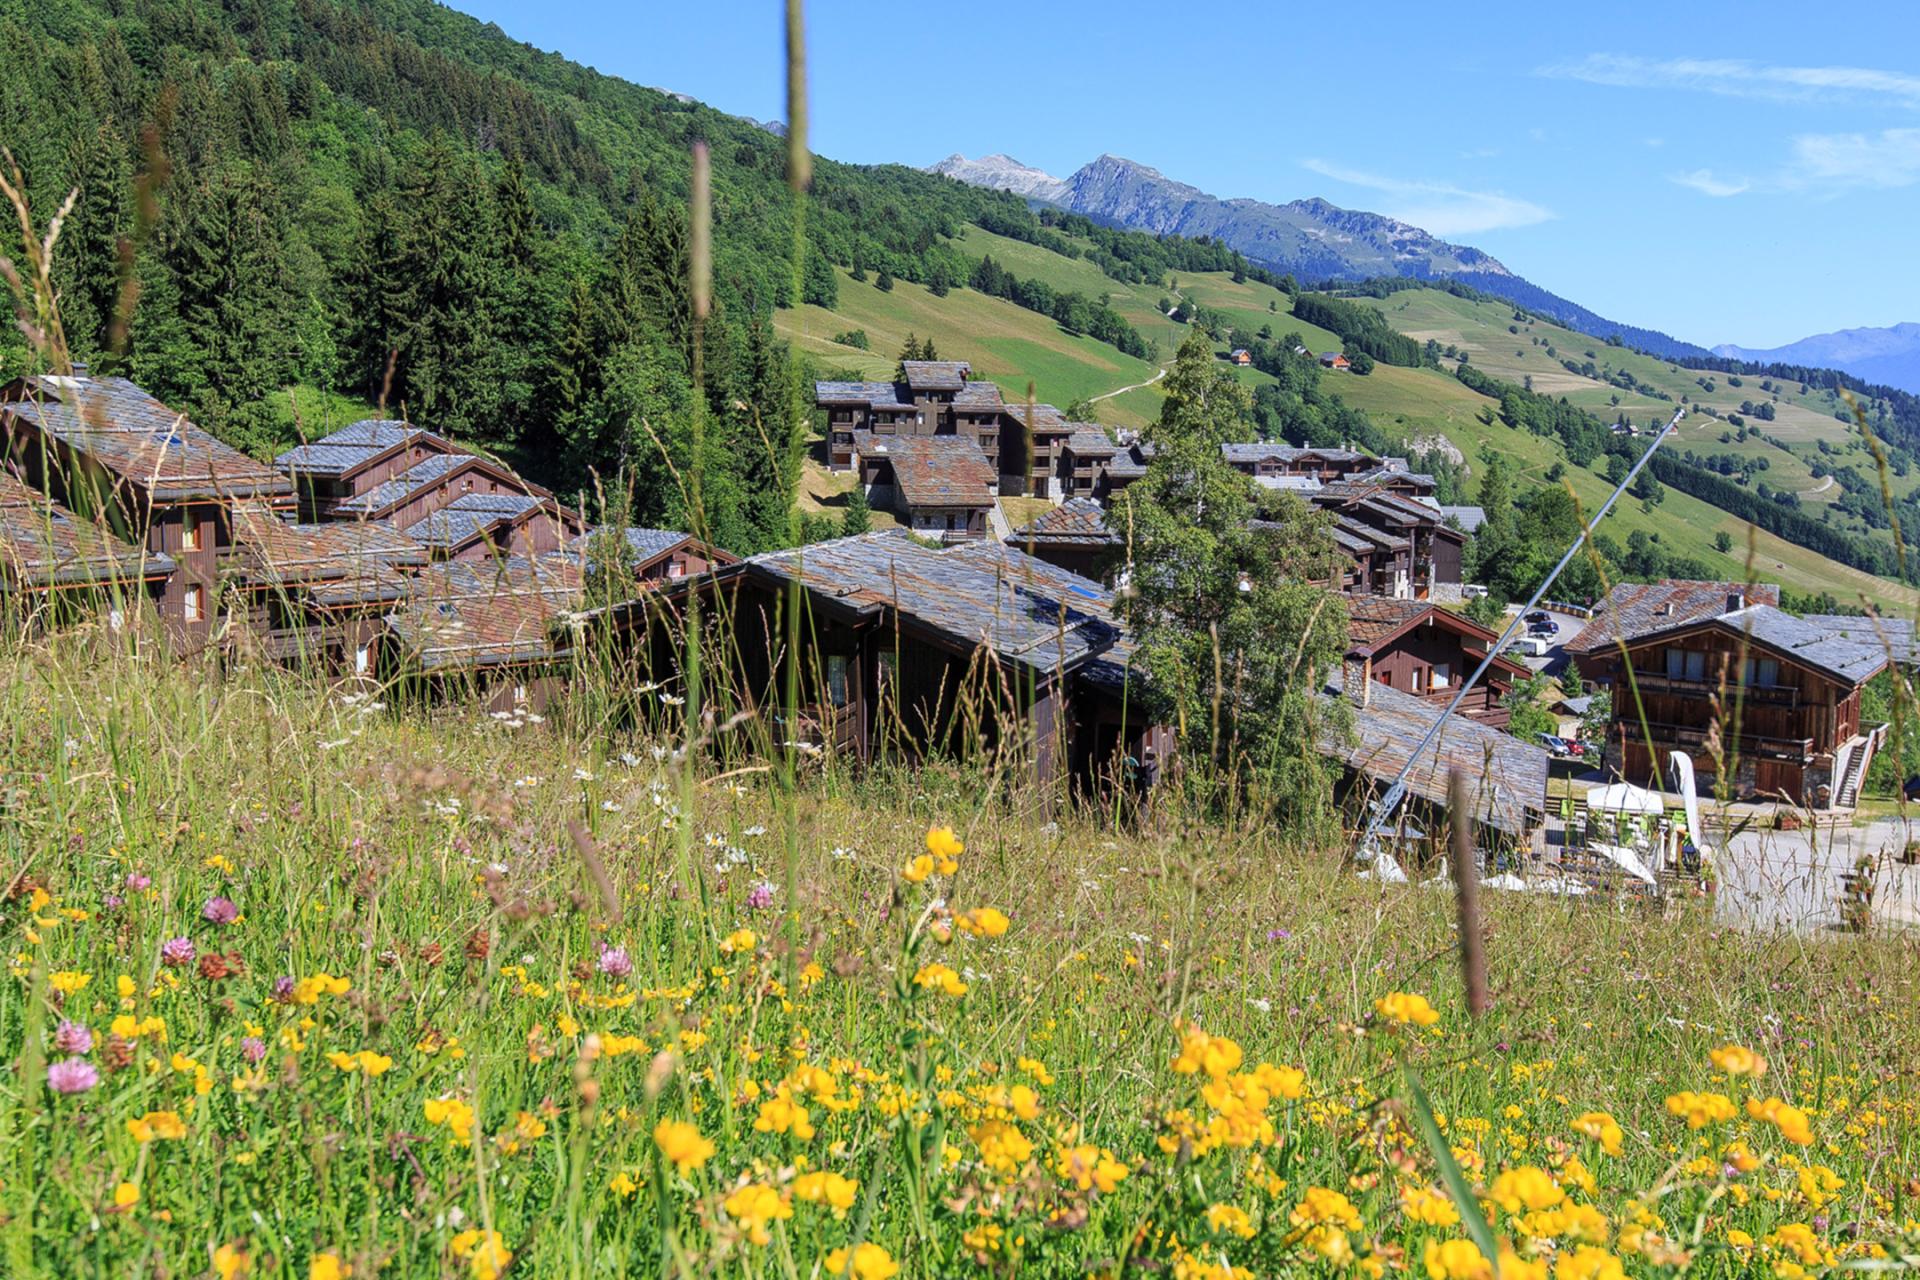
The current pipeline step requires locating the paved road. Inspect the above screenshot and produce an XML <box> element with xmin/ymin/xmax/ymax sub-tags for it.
<box><xmin>1713</xmin><ymin>818</ymin><xmax>1920</xmax><ymax>932</ymax></box>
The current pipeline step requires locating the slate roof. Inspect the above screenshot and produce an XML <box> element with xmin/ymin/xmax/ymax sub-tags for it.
<box><xmin>2</xmin><ymin>376</ymin><xmax>290</xmax><ymax>501</ymax></box>
<box><xmin>885</xmin><ymin>436</ymin><xmax>997</xmax><ymax>509</ymax></box>
<box><xmin>1565</xmin><ymin>580</ymin><xmax>1780</xmax><ymax>656</ymax></box>
<box><xmin>1224</xmin><ymin>442</ymin><xmax>1373</xmax><ymax>468</ymax></box>
<box><xmin>1344</xmin><ymin>596</ymin><xmax>1526</xmax><ymax>678</ymax></box>
<box><xmin>1007</xmin><ymin>498</ymin><xmax>1117</xmax><ymax>546</ymax></box>
<box><xmin>1064</xmin><ymin>429</ymin><xmax>1118</xmax><ymax>456</ymax></box>
<box><xmin>1000</xmin><ymin>403</ymin><xmax>1072</xmax><ymax>435</ymax></box>
<box><xmin>569</xmin><ymin>526</ymin><xmax>692</xmax><ymax>566</ymax></box>
<box><xmin>1253</xmin><ymin>474</ymin><xmax>1323</xmax><ymax>492</ymax></box>
<box><xmin>333</xmin><ymin>454</ymin><xmax>470</xmax><ymax>516</ymax></box>
<box><xmin>737</xmin><ymin>531</ymin><xmax>1124</xmax><ymax>679</ymax></box>
<box><xmin>1344</xmin><ymin>597</ymin><xmax>1435</xmax><ymax>650</ymax></box>
<box><xmin>404</xmin><ymin>493</ymin><xmax>545</xmax><ymax>549</ymax></box>
<box><xmin>900</xmin><ymin>360</ymin><xmax>971</xmax><ymax>392</ymax></box>
<box><xmin>813</xmin><ymin>380</ymin><xmax>898</xmax><ymax>404</ymax></box>
<box><xmin>1321</xmin><ymin>668</ymin><xmax>1549</xmax><ymax>835</ymax></box>
<box><xmin>386</xmin><ymin>555</ymin><xmax>583</xmax><ymax>670</ymax></box>
<box><xmin>953</xmin><ymin>381</ymin><xmax>1005</xmax><ymax>409</ymax></box>
<box><xmin>1697</xmin><ymin>605</ymin><xmax>1887</xmax><ymax>685</ymax></box>
<box><xmin>1440</xmin><ymin>505</ymin><xmax>1487</xmax><ymax>532</ymax></box>
<box><xmin>1802</xmin><ymin>614</ymin><xmax>1917</xmax><ymax>667</ymax></box>
<box><xmin>225</xmin><ymin>506</ymin><xmax>426</xmax><ymax>604</ymax></box>
<box><xmin>0</xmin><ymin>470</ymin><xmax>174</xmax><ymax>589</ymax></box>
<box><xmin>274</xmin><ymin>420</ymin><xmax>447</xmax><ymax>477</ymax></box>
<box><xmin>1351</xmin><ymin>465</ymin><xmax>1437</xmax><ymax>490</ymax></box>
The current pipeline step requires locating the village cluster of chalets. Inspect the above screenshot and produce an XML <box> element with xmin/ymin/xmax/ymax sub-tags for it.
<box><xmin>1</xmin><ymin>361</ymin><xmax>1904</xmax><ymax>901</ymax></box>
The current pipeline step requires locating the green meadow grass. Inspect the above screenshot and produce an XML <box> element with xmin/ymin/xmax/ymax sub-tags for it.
<box><xmin>0</xmin><ymin>632</ymin><xmax>1914</xmax><ymax>1278</ymax></box>
<box><xmin>776</xmin><ymin>268</ymin><xmax>1160</xmax><ymax>427</ymax></box>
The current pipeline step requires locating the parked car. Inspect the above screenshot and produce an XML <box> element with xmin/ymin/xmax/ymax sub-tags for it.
<box><xmin>1527</xmin><ymin>619</ymin><xmax>1558</xmax><ymax>637</ymax></box>
<box><xmin>1524</xmin><ymin>610</ymin><xmax>1551</xmax><ymax>624</ymax></box>
<box><xmin>1538</xmin><ymin>733</ymin><xmax>1569</xmax><ymax>755</ymax></box>
<box><xmin>1505</xmin><ymin>635</ymin><xmax>1550</xmax><ymax>658</ymax></box>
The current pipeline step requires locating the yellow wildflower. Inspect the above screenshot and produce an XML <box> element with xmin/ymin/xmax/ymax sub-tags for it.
<box><xmin>1374</xmin><ymin>991</ymin><xmax>1442</xmax><ymax>1027</ymax></box>
<box><xmin>825</xmin><ymin>1242</ymin><xmax>900</xmax><ymax>1280</ymax></box>
<box><xmin>723</xmin><ymin>1182</ymin><xmax>792</xmax><ymax>1246</ymax></box>
<box><xmin>1709</xmin><ymin>1044</ymin><xmax>1767</xmax><ymax>1078</ymax></box>
<box><xmin>1664</xmin><ymin>1090</ymin><xmax>1737</xmax><ymax>1129</ymax></box>
<box><xmin>925</xmin><ymin>825</ymin><xmax>963</xmax><ymax>873</ymax></box>
<box><xmin>792</xmin><ymin>1170</ymin><xmax>858</xmax><ymax>1216</ymax></box>
<box><xmin>653</xmin><ymin>1118</ymin><xmax>715</xmax><ymax>1174</ymax></box>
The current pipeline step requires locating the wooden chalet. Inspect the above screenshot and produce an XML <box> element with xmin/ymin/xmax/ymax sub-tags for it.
<box><xmin>1566</xmin><ymin>581</ymin><xmax>1889</xmax><ymax>807</ymax></box>
<box><xmin>1229</xmin><ymin>348</ymin><xmax>1252</xmax><ymax>366</ymax></box>
<box><xmin>383</xmin><ymin>554</ymin><xmax>584</xmax><ymax>713</ymax></box>
<box><xmin>0</xmin><ymin>372</ymin><xmax>291</xmax><ymax>647</ymax></box>
<box><xmin>860</xmin><ymin>435</ymin><xmax>997</xmax><ymax>543</ymax></box>
<box><xmin>1344</xmin><ymin>596</ymin><xmax>1528</xmax><ymax>729</ymax></box>
<box><xmin>401</xmin><ymin>492</ymin><xmax>587</xmax><ymax>563</ymax></box>
<box><xmin>568</xmin><ymin>527</ymin><xmax>735</xmax><ymax>586</ymax></box>
<box><xmin>0</xmin><ymin>470</ymin><xmax>174</xmax><ymax>620</ymax></box>
<box><xmin>815</xmin><ymin>360</ymin><xmax>1027</xmax><ymax>491</ymax></box>
<box><xmin>222</xmin><ymin>505</ymin><xmax>429</xmax><ymax>673</ymax></box>
<box><xmin>1222</xmin><ymin>443</ymin><xmax>1376</xmax><ymax>485</ymax></box>
<box><xmin>998</xmin><ymin>402</ymin><xmax>1076</xmax><ymax>500</ymax></box>
<box><xmin>1004</xmin><ymin>498</ymin><xmax>1122</xmax><ymax>582</ymax></box>
<box><xmin>1309</xmin><ymin>484</ymin><xmax>1464</xmax><ymax>600</ymax></box>
<box><xmin>565</xmin><ymin>531</ymin><xmax>1171</xmax><ymax>798</ymax></box>
<box><xmin>1320</xmin><ymin>665</ymin><xmax>1550</xmax><ymax>845</ymax></box>
<box><xmin>275</xmin><ymin>420</ymin><xmax>455</xmax><ymax>521</ymax></box>
<box><xmin>1318</xmin><ymin>352</ymin><xmax>1351</xmax><ymax>370</ymax></box>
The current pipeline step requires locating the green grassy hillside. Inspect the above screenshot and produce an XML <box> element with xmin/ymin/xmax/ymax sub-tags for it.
<box><xmin>1357</xmin><ymin>289</ymin><xmax>1917</xmax><ymax>511</ymax></box>
<box><xmin>787</xmin><ymin>224</ymin><xmax>1918</xmax><ymax>609</ymax></box>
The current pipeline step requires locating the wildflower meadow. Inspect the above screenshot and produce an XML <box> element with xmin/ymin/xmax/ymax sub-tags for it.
<box><xmin>1</xmin><ymin>636</ymin><xmax>1916</xmax><ymax>1279</ymax></box>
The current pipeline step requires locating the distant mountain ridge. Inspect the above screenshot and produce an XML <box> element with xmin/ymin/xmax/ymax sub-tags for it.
<box><xmin>929</xmin><ymin>152</ymin><xmax>1710</xmax><ymax>361</ymax></box>
<box><xmin>1715</xmin><ymin>324</ymin><xmax>1920</xmax><ymax>394</ymax></box>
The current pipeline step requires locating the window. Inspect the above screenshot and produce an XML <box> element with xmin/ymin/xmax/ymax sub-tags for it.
<box><xmin>180</xmin><ymin>508</ymin><xmax>202</xmax><ymax>551</ymax></box>
<box><xmin>513</xmin><ymin>684</ymin><xmax>528</xmax><ymax>706</ymax></box>
<box><xmin>183</xmin><ymin>583</ymin><xmax>204</xmax><ymax>622</ymax></box>
<box><xmin>1664</xmin><ymin>648</ymin><xmax>1707</xmax><ymax>681</ymax></box>
<box><xmin>1431</xmin><ymin>662</ymin><xmax>1452</xmax><ymax>690</ymax></box>
<box><xmin>354</xmin><ymin>646</ymin><xmax>371</xmax><ymax>675</ymax></box>
<box><xmin>1744</xmin><ymin>656</ymin><xmax>1780</xmax><ymax>687</ymax></box>
<box><xmin>825</xmin><ymin>655</ymin><xmax>849</xmax><ymax>708</ymax></box>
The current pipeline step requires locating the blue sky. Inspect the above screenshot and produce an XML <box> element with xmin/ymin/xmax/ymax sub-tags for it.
<box><xmin>456</xmin><ymin>0</ymin><xmax>1920</xmax><ymax>349</ymax></box>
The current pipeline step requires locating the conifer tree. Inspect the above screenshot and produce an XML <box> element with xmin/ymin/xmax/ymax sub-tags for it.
<box><xmin>395</xmin><ymin>141</ymin><xmax>503</xmax><ymax>436</ymax></box>
<box><xmin>842</xmin><ymin>482</ymin><xmax>871</xmax><ymax>536</ymax></box>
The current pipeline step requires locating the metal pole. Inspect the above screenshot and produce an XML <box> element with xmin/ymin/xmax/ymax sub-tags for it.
<box><xmin>1355</xmin><ymin>405</ymin><xmax>1685</xmax><ymax>865</ymax></box>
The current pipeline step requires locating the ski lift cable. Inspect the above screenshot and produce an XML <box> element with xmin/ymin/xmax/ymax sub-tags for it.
<box><xmin>1355</xmin><ymin>405</ymin><xmax>1687</xmax><ymax>864</ymax></box>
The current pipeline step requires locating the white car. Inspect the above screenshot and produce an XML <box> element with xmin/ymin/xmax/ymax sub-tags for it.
<box><xmin>1504</xmin><ymin>635</ymin><xmax>1551</xmax><ymax>658</ymax></box>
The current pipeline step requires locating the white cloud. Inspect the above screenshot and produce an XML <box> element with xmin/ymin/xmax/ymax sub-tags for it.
<box><xmin>1671</xmin><ymin>168</ymin><xmax>1751</xmax><ymax>197</ymax></box>
<box><xmin>1298</xmin><ymin>159</ymin><xmax>1554</xmax><ymax>236</ymax></box>
<box><xmin>1789</xmin><ymin>127</ymin><xmax>1920</xmax><ymax>188</ymax></box>
<box><xmin>1538</xmin><ymin>53</ymin><xmax>1920</xmax><ymax>108</ymax></box>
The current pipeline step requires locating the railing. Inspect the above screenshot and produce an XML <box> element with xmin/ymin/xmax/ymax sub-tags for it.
<box><xmin>1638</xmin><ymin>720</ymin><xmax>1814</xmax><ymax>760</ymax></box>
<box><xmin>1627</xmin><ymin>671</ymin><xmax>1800</xmax><ymax>706</ymax></box>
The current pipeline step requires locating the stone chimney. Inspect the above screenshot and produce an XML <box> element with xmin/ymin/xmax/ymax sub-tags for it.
<box><xmin>1344</xmin><ymin>655</ymin><xmax>1372</xmax><ymax>708</ymax></box>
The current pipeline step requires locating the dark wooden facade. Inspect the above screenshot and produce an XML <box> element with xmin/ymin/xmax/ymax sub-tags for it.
<box><xmin>1572</xmin><ymin>613</ymin><xmax>1885</xmax><ymax>806</ymax></box>
<box><xmin>1</xmin><ymin>375</ymin><xmax>291</xmax><ymax>649</ymax></box>
<box><xmin>573</xmin><ymin>536</ymin><xmax>1171</xmax><ymax>800</ymax></box>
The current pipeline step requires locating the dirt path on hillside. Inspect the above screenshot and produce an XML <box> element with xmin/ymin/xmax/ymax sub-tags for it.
<box><xmin>1090</xmin><ymin>364</ymin><xmax>1167</xmax><ymax>402</ymax></box>
<box><xmin>1803</xmin><ymin>475</ymin><xmax>1835</xmax><ymax>496</ymax></box>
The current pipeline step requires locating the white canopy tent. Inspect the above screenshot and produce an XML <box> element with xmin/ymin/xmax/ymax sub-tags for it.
<box><xmin>1583</xmin><ymin>782</ymin><xmax>1665</xmax><ymax>815</ymax></box>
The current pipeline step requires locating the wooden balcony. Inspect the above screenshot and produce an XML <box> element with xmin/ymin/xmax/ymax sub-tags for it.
<box><xmin>1627</xmin><ymin>671</ymin><xmax>1800</xmax><ymax>706</ymax></box>
<box><xmin>1637</xmin><ymin>720</ymin><xmax>1814</xmax><ymax>761</ymax></box>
